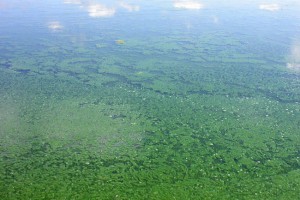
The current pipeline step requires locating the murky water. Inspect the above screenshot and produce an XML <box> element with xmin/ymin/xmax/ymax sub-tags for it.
<box><xmin>1</xmin><ymin>0</ymin><xmax>300</xmax><ymax>199</ymax></box>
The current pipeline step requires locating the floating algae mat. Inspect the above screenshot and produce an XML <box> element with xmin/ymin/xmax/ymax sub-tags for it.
<box><xmin>1</xmin><ymin>0</ymin><xmax>300</xmax><ymax>199</ymax></box>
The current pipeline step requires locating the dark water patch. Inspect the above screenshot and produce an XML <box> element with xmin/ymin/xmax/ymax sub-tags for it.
<box><xmin>133</xmin><ymin>78</ymin><xmax>153</xmax><ymax>85</ymax></box>
<box><xmin>15</xmin><ymin>69</ymin><xmax>30</xmax><ymax>74</ymax></box>
<box><xmin>153</xmin><ymin>89</ymin><xmax>170</xmax><ymax>96</ymax></box>
<box><xmin>45</xmin><ymin>68</ymin><xmax>59</xmax><ymax>74</ymax></box>
<box><xmin>0</xmin><ymin>61</ymin><xmax>12</xmax><ymax>69</ymax></box>
<box><xmin>280</xmin><ymin>72</ymin><xmax>300</xmax><ymax>79</ymax></box>
<box><xmin>110</xmin><ymin>114</ymin><xmax>126</xmax><ymax>119</ymax></box>
<box><xmin>114</xmin><ymin>61</ymin><xmax>137</xmax><ymax>72</ymax></box>
<box><xmin>172</xmin><ymin>76</ymin><xmax>193</xmax><ymax>85</ymax></box>
<box><xmin>125</xmin><ymin>66</ymin><xmax>138</xmax><ymax>74</ymax></box>
<box><xmin>149</xmin><ymin>70</ymin><xmax>166</xmax><ymax>76</ymax></box>
<box><xmin>62</xmin><ymin>70</ymin><xmax>81</xmax><ymax>79</ymax></box>
<box><xmin>224</xmin><ymin>81</ymin><xmax>300</xmax><ymax>103</ymax></box>
<box><xmin>85</xmin><ymin>67</ymin><xmax>99</xmax><ymax>74</ymax></box>
<box><xmin>92</xmin><ymin>99</ymin><xmax>102</xmax><ymax>105</ymax></box>
<box><xmin>100</xmin><ymin>72</ymin><xmax>144</xmax><ymax>90</ymax></box>
<box><xmin>262</xmin><ymin>70</ymin><xmax>299</xmax><ymax>79</ymax></box>
<box><xmin>100</xmin><ymin>72</ymin><xmax>129</xmax><ymax>82</ymax></box>
<box><xmin>102</xmin><ymin>80</ymin><xmax>119</xmax><ymax>87</ymax></box>
<box><xmin>78</xmin><ymin>98</ymin><xmax>104</xmax><ymax>107</ymax></box>
<box><xmin>256</xmin><ymin>88</ymin><xmax>299</xmax><ymax>104</ymax></box>
<box><xmin>188</xmin><ymin>90</ymin><xmax>212</xmax><ymax>95</ymax></box>
<box><xmin>176</xmin><ymin>40</ymin><xmax>196</xmax><ymax>46</ymax></box>
<box><xmin>82</xmin><ymin>79</ymin><xmax>90</xmax><ymax>83</ymax></box>
<box><xmin>21</xmin><ymin>142</ymin><xmax>53</xmax><ymax>158</ymax></box>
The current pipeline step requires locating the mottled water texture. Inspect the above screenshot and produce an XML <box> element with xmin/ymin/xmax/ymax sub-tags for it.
<box><xmin>1</xmin><ymin>0</ymin><xmax>300</xmax><ymax>199</ymax></box>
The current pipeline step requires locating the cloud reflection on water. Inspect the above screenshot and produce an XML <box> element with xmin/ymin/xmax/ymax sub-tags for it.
<box><xmin>63</xmin><ymin>0</ymin><xmax>140</xmax><ymax>18</ymax></box>
<box><xmin>212</xmin><ymin>15</ymin><xmax>219</xmax><ymax>24</ymax></box>
<box><xmin>63</xmin><ymin>0</ymin><xmax>81</xmax><ymax>4</ymax></box>
<box><xmin>119</xmin><ymin>2</ymin><xmax>140</xmax><ymax>12</ymax></box>
<box><xmin>287</xmin><ymin>41</ymin><xmax>300</xmax><ymax>71</ymax></box>
<box><xmin>87</xmin><ymin>3</ymin><xmax>116</xmax><ymax>17</ymax></box>
<box><xmin>48</xmin><ymin>21</ymin><xmax>64</xmax><ymax>31</ymax></box>
<box><xmin>259</xmin><ymin>3</ymin><xmax>280</xmax><ymax>11</ymax></box>
<box><xmin>173</xmin><ymin>0</ymin><xmax>204</xmax><ymax>10</ymax></box>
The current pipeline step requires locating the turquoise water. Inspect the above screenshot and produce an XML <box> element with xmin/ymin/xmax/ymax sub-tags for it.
<box><xmin>1</xmin><ymin>0</ymin><xmax>300</xmax><ymax>199</ymax></box>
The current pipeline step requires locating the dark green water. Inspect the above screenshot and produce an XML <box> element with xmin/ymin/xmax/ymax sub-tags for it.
<box><xmin>1</xmin><ymin>0</ymin><xmax>300</xmax><ymax>199</ymax></box>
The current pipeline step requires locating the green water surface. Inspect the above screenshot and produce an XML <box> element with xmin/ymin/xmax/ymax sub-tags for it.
<box><xmin>0</xmin><ymin>0</ymin><xmax>300</xmax><ymax>199</ymax></box>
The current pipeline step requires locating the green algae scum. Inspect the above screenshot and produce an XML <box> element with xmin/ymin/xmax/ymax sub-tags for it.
<box><xmin>1</xmin><ymin>0</ymin><xmax>300</xmax><ymax>199</ymax></box>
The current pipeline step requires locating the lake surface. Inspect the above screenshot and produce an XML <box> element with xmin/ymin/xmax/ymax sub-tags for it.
<box><xmin>1</xmin><ymin>0</ymin><xmax>300</xmax><ymax>199</ymax></box>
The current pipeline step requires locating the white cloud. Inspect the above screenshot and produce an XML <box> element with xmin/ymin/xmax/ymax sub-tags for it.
<box><xmin>212</xmin><ymin>16</ymin><xmax>219</xmax><ymax>24</ymax></box>
<box><xmin>48</xmin><ymin>21</ymin><xmax>63</xmax><ymax>31</ymax></box>
<box><xmin>173</xmin><ymin>0</ymin><xmax>204</xmax><ymax>10</ymax></box>
<box><xmin>63</xmin><ymin>0</ymin><xmax>81</xmax><ymax>4</ymax></box>
<box><xmin>259</xmin><ymin>4</ymin><xmax>280</xmax><ymax>11</ymax></box>
<box><xmin>119</xmin><ymin>2</ymin><xmax>140</xmax><ymax>12</ymax></box>
<box><xmin>87</xmin><ymin>4</ymin><xmax>116</xmax><ymax>17</ymax></box>
<box><xmin>287</xmin><ymin>42</ymin><xmax>300</xmax><ymax>71</ymax></box>
<box><xmin>287</xmin><ymin>63</ymin><xmax>300</xmax><ymax>71</ymax></box>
